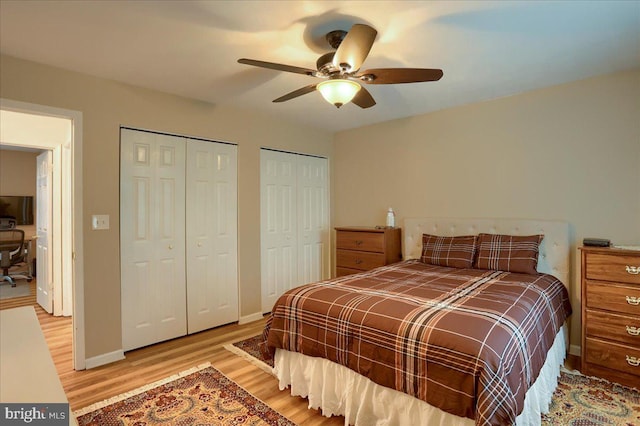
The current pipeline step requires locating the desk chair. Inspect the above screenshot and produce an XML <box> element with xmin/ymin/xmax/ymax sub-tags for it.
<box><xmin>0</xmin><ymin>229</ymin><xmax>33</xmax><ymax>287</ymax></box>
<box><xmin>0</xmin><ymin>217</ymin><xmax>17</xmax><ymax>230</ymax></box>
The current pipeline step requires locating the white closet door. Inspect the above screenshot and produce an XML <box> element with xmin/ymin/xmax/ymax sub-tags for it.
<box><xmin>297</xmin><ymin>155</ymin><xmax>329</xmax><ymax>284</ymax></box>
<box><xmin>186</xmin><ymin>140</ymin><xmax>238</xmax><ymax>333</ymax></box>
<box><xmin>36</xmin><ymin>151</ymin><xmax>53</xmax><ymax>314</ymax></box>
<box><xmin>260</xmin><ymin>150</ymin><xmax>330</xmax><ymax>313</ymax></box>
<box><xmin>121</xmin><ymin>129</ymin><xmax>187</xmax><ymax>351</ymax></box>
<box><xmin>260</xmin><ymin>150</ymin><xmax>298</xmax><ymax>312</ymax></box>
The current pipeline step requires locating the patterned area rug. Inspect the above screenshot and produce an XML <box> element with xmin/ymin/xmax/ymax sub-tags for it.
<box><xmin>542</xmin><ymin>370</ymin><xmax>640</xmax><ymax>425</ymax></box>
<box><xmin>228</xmin><ymin>335</ymin><xmax>640</xmax><ymax>425</ymax></box>
<box><xmin>225</xmin><ymin>334</ymin><xmax>274</xmax><ymax>371</ymax></box>
<box><xmin>74</xmin><ymin>363</ymin><xmax>294</xmax><ymax>426</ymax></box>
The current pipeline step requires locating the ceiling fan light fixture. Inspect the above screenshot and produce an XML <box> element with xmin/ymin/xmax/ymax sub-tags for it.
<box><xmin>317</xmin><ymin>79</ymin><xmax>361</xmax><ymax>108</ymax></box>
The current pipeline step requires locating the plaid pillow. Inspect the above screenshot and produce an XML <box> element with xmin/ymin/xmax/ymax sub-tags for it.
<box><xmin>421</xmin><ymin>234</ymin><xmax>477</xmax><ymax>268</ymax></box>
<box><xmin>475</xmin><ymin>233</ymin><xmax>543</xmax><ymax>275</ymax></box>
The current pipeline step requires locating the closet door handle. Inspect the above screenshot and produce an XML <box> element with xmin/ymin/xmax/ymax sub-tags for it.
<box><xmin>168</xmin><ymin>245</ymin><xmax>174</xmax><ymax>250</ymax></box>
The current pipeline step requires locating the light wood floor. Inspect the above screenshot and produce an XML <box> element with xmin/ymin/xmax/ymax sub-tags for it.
<box><xmin>0</xmin><ymin>281</ymin><xmax>342</xmax><ymax>425</ymax></box>
<box><xmin>1</xmin><ymin>280</ymin><xmax>580</xmax><ymax>425</ymax></box>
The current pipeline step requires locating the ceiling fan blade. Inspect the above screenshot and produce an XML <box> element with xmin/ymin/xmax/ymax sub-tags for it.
<box><xmin>273</xmin><ymin>84</ymin><xmax>318</xmax><ymax>103</ymax></box>
<box><xmin>357</xmin><ymin>68</ymin><xmax>443</xmax><ymax>84</ymax></box>
<box><xmin>351</xmin><ymin>86</ymin><xmax>376</xmax><ymax>109</ymax></box>
<box><xmin>238</xmin><ymin>58</ymin><xmax>317</xmax><ymax>76</ymax></box>
<box><xmin>332</xmin><ymin>24</ymin><xmax>377</xmax><ymax>73</ymax></box>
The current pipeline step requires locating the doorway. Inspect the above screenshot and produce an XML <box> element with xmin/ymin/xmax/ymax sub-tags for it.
<box><xmin>0</xmin><ymin>98</ymin><xmax>85</xmax><ymax>370</ymax></box>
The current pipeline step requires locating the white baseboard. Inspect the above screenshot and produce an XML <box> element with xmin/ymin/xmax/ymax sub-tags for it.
<box><xmin>85</xmin><ymin>349</ymin><xmax>125</xmax><ymax>369</ymax></box>
<box><xmin>569</xmin><ymin>344</ymin><xmax>581</xmax><ymax>357</ymax></box>
<box><xmin>238</xmin><ymin>311</ymin><xmax>264</xmax><ymax>325</ymax></box>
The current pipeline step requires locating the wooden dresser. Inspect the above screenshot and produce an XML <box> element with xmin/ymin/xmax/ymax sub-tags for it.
<box><xmin>580</xmin><ymin>246</ymin><xmax>640</xmax><ymax>388</ymax></box>
<box><xmin>335</xmin><ymin>227</ymin><xmax>402</xmax><ymax>277</ymax></box>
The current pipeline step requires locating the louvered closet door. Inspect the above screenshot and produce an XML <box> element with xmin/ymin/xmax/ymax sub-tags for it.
<box><xmin>260</xmin><ymin>150</ymin><xmax>330</xmax><ymax>313</ymax></box>
<box><xmin>186</xmin><ymin>140</ymin><xmax>238</xmax><ymax>333</ymax></box>
<box><xmin>121</xmin><ymin>129</ymin><xmax>187</xmax><ymax>351</ymax></box>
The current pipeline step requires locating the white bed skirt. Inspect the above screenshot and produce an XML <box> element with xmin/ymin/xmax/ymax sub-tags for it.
<box><xmin>274</xmin><ymin>325</ymin><xmax>567</xmax><ymax>426</ymax></box>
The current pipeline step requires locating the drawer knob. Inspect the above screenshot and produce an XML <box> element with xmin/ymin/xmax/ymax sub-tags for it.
<box><xmin>626</xmin><ymin>355</ymin><xmax>640</xmax><ymax>367</ymax></box>
<box><xmin>355</xmin><ymin>259</ymin><xmax>363</xmax><ymax>265</ymax></box>
<box><xmin>355</xmin><ymin>240</ymin><xmax>363</xmax><ymax>246</ymax></box>
<box><xmin>626</xmin><ymin>265</ymin><xmax>640</xmax><ymax>275</ymax></box>
<box><xmin>626</xmin><ymin>326</ymin><xmax>640</xmax><ymax>336</ymax></box>
<box><xmin>626</xmin><ymin>296</ymin><xmax>640</xmax><ymax>306</ymax></box>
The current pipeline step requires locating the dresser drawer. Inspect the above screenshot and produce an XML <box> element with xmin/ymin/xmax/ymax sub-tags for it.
<box><xmin>336</xmin><ymin>267</ymin><xmax>364</xmax><ymax>277</ymax></box>
<box><xmin>586</xmin><ymin>253</ymin><xmax>640</xmax><ymax>285</ymax></box>
<box><xmin>336</xmin><ymin>231</ymin><xmax>385</xmax><ymax>252</ymax></box>
<box><xmin>586</xmin><ymin>282</ymin><xmax>640</xmax><ymax>316</ymax></box>
<box><xmin>336</xmin><ymin>249</ymin><xmax>385</xmax><ymax>271</ymax></box>
<box><xmin>585</xmin><ymin>337</ymin><xmax>640</xmax><ymax>377</ymax></box>
<box><xmin>585</xmin><ymin>309</ymin><xmax>640</xmax><ymax>346</ymax></box>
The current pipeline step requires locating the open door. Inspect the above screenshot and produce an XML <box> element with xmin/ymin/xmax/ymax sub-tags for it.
<box><xmin>36</xmin><ymin>150</ymin><xmax>53</xmax><ymax>313</ymax></box>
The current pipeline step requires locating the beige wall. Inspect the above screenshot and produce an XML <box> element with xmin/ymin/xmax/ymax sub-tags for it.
<box><xmin>0</xmin><ymin>54</ymin><xmax>333</xmax><ymax>359</ymax></box>
<box><xmin>0</xmin><ymin>149</ymin><xmax>38</xmax><ymax>238</ymax></box>
<box><xmin>333</xmin><ymin>69</ymin><xmax>640</xmax><ymax>352</ymax></box>
<box><xmin>0</xmin><ymin>149</ymin><xmax>38</xmax><ymax>196</ymax></box>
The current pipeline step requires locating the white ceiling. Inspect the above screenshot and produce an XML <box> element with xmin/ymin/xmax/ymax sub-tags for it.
<box><xmin>1</xmin><ymin>0</ymin><xmax>638</xmax><ymax>133</ymax></box>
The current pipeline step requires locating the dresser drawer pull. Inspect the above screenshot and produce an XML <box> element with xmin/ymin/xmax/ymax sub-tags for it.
<box><xmin>626</xmin><ymin>296</ymin><xmax>640</xmax><ymax>305</ymax></box>
<box><xmin>626</xmin><ymin>265</ymin><xmax>640</xmax><ymax>275</ymax></box>
<box><xmin>626</xmin><ymin>326</ymin><xmax>640</xmax><ymax>336</ymax></box>
<box><xmin>626</xmin><ymin>355</ymin><xmax>640</xmax><ymax>367</ymax></box>
<box><xmin>355</xmin><ymin>259</ymin><xmax>363</xmax><ymax>265</ymax></box>
<box><xmin>355</xmin><ymin>240</ymin><xmax>363</xmax><ymax>246</ymax></box>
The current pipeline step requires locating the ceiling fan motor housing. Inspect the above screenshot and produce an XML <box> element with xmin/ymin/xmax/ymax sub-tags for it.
<box><xmin>316</xmin><ymin>52</ymin><xmax>338</xmax><ymax>74</ymax></box>
<box><xmin>325</xmin><ymin>30</ymin><xmax>347</xmax><ymax>49</ymax></box>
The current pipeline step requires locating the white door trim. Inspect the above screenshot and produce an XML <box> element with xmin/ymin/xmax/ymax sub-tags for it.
<box><xmin>52</xmin><ymin>145</ymin><xmax>63</xmax><ymax>315</ymax></box>
<box><xmin>0</xmin><ymin>98</ymin><xmax>85</xmax><ymax>370</ymax></box>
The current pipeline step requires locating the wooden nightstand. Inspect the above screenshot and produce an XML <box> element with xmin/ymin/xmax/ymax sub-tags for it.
<box><xmin>580</xmin><ymin>246</ymin><xmax>640</xmax><ymax>388</ymax></box>
<box><xmin>335</xmin><ymin>227</ymin><xmax>402</xmax><ymax>277</ymax></box>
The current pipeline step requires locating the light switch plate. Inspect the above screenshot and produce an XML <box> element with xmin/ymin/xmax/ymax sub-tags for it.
<box><xmin>92</xmin><ymin>214</ymin><xmax>110</xmax><ymax>230</ymax></box>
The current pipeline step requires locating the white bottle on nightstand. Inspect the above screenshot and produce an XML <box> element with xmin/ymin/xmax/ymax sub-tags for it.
<box><xmin>386</xmin><ymin>208</ymin><xmax>395</xmax><ymax>228</ymax></box>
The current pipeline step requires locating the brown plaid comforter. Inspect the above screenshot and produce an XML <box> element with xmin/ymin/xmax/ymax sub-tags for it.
<box><xmin>264</xmin><ymin>260</ymin><xmax>572</xmax><ymax>426</ymax></box>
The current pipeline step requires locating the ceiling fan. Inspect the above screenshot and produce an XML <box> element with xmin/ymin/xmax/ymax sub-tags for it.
<box><xmin>238</xmin><ymin>23</ymin><xmax>443</xmax><ymax>109</ymax></box>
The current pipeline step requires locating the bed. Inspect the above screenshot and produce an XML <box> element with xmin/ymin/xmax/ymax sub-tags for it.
<box><xmin>263</xmin><ymin>218</ymin><xmax>573</xmax><ymax>426</ymax></box>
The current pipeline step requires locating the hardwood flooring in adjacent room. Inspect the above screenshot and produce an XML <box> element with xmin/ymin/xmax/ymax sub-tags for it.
<box><xmin>0</xmin><ymin>281</ymin><xmax>342</xmax><ymax>425</ymax></box>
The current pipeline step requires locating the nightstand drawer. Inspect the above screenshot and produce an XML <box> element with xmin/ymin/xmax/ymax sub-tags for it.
<box><xmin>336</xmin><ymin>231</ymin><xmax>385</xmax><ymax>252</ymax></box>
<box><xmin>585</xmin><ymin>310</ymin><xmax>640</xmax><ymax>346</ymax></box>
<box><xmin>586</xmin><ymin>282</ymin><xmax>640</xmax><ymax>316</ymax></box>
<box><xmin>585</xmin><ymin>337</ymin><xmax>640</xmax><ymax>377</ymax></box>
<box><xmin>336</xmin><ymin>249</ymin><xmax>385</xmax><ymax>271</ymax></box>
<box><xmin>586</xmin><ymin>253</ymin><xmax>640</xmax><ymax>285</ymax></box>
